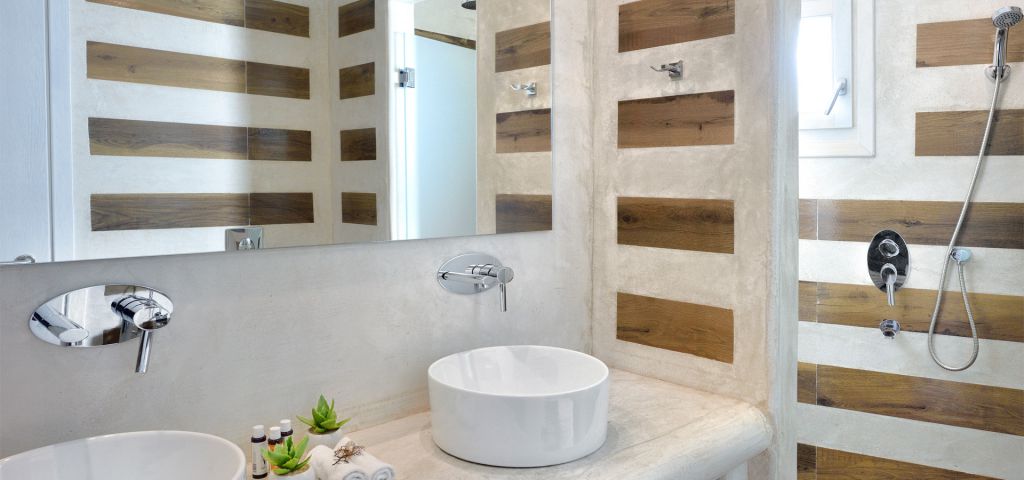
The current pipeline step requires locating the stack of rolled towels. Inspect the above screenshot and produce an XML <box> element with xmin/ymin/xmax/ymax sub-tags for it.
<box><xmin>309</xmin><ymin>437</ymin><xmax>395</xmax><ymax>480</ymax></box>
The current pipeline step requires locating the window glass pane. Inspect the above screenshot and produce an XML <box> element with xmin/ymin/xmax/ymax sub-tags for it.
<box><xmin>797</xmin><ymin>15</ymin><xmax>834</xmax><ymax>114</ymax></box>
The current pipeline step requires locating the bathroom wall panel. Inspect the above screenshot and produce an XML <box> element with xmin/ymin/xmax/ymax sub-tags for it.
<box><xmin>801</xmin><ymin>445</ymin><xmax>997</xmax><ymax>479</ymax></box>
<box><xmin>618</xmin><ymin>0</ymin><xmax>735</xmax><ymax>53</ymax></box>
<box><xmin>494</xmin><ymin>22</ymin><xmax>551</xmax><ymax>73</ymax></box>
<box><xmin>338</xmin><ymin>0</ymin><xmax>375</xmax><ymax>38</ymax></box>
<box><xmin>340</xmin><ymin>128</ymin><xmax>377</xmax><ymax>161</ymax></box>
<box><xmin>89</xmin><ymin>118</ymin><xmax>312</xmax><ymax>161</ymax></box>
<box><xmin>813</xmin><ymin>364</ymin><xmax>1024</xmax><ymax>436</ymax></box>
<box><xmin>243</xmin><ymin>0</ymin><xmax>310</xmax><ymax>37</ymax></box>
<box><xmin>617</xmin><ymin>197</ymin><xmax>734</xmax><ymax>253</ymax></box>
<box><xmin>917</xmin><ymin>110</ymin><xmax>1024</xmax><ymax>156</ymax></box>
<box><xmin>495</xmin><ymin>194</ymin><xmax>553</xmax><ymax>234</ymax></box>
<box><xmin>341</xmin><ymin>192</ymin><xmax>378</xmax><ymax>225</ymax></box>
<box><xmin>917</xmin><ymin>18</ymin><xmax>1024</xmax><ymax>68</ymax></box>
<box><xmin>339</xmin><ymin>62</ymin><xmax>375</xmax><ymax>99</ymax></box>
<box><xmin>415</xmin><ymin>29</ymin><xmax>476</xmax><ymax>50</ymax></box>
<box><xmin>797</xmin><ymin>362</ymin><xmax>817</xmax><ymax>405</ymax></box>
<box><xmin>798</xmin><ymin>281</ymin><xmax>817</xmax><ymax>322</ymax></box>
<box><xmin>813</xmin><ymin>200</ymin><xmax>1024</xmax><ymax>250</ymax></box>
<box><xmin>495</xmin><ymin>108</ymin><xmax>552</xmax><ymax>154</ymax></box>
<box><xmin>245</xmin><ymin>61</ymin><xmax>311</xmax><ymax>99</ymax></box>
<box><xmin>250</xmin><ymin>193</ymin><xmax>315</xmax><ymax>225</ymax></box>
<box><xmin>616</xmin><ymin>292</ymin><xmax>734</xmax><ymax>364</ymax></box>
<box><xmin>91</xmin><ymin>194</ymin><xmax>251</xmax><ymax>231</ymax></box>
<box><xmin>86</xmin><ymin>0</ymin><xmax>246</xmax><ymax>27</ymax></box>
<box><xmin>798</xmin><ymin>199</ymin><xmax>817</xmax><ymax>240</ymax></box>
<box><xmin>618</xmin><ymin>91</ymin><xmax>735</xmax><ymax>148</ymax></box>
<box><xmin>806</xmin><ymin>281</ymin><xmax>1024</xmax><ymax>343</ymax></box>
<box><xmin>796</xmin><ymin>443</ymin><xmax>816</xmax><ymax>480</ymax></box>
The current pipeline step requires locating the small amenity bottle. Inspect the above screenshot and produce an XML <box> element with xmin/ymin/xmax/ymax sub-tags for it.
<box><xmin>268</xmin><ymin>426</ymin><xmax>282</xmax><ymax>451</ymax></box>
<box><xmin>251</xmin><ymin>425</ymin><xmax>269</xmax><ymax>479</ymax></box>
<box><xmin>280</xmin><ymin>419</ymin><xmax>293</xmax><ymax>439</ymax></box>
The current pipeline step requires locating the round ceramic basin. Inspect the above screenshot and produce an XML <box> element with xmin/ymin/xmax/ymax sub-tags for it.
<box><xmin>428</xmin><ymin>345</ymin><xmax>610</xmax><ymax>467</ymax></box>
<box><xmin>0</xmin><ymin>431</ymin><xmax>246</xmax><ymax>480</ymax></box>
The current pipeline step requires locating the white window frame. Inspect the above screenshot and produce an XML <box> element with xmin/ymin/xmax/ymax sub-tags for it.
<box><xmin>799</xmin><ymin>0</ymin><xmax>875</xmax><ymax>157</ymax></box>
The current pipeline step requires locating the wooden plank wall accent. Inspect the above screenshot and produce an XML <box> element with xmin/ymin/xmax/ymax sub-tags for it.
<box><xmin>799</xmin><ymin>199</ymin><xmax>817</xmax><ymax>240</ymax></box>
<box><xmin>618</xmin><ymin>0</ymin><xmax>735</xmax><ymax>53</ymax></box>
<box><xmin>803</xmin><ymin>281</ymin><xmax>1024</xmax><ymax>343</ymax></box>
<box><xmin>617</xmin><ymin>197</ymin><xmax>735</xmax><ymax>253</ymax></box>
<box><xmin>87</xmin><ymin>42</ymin><xmax>309</xmax><ymax>99</ymax></box>
<box><xmin>338</xmin><ymin>0</ymin><xmax>374</xmax><ymax>37</ymax></box>
<box><xmin>797</xmin><ymin>362</ymin><xmax>817</xmax><ymax>404</ymax></box>
<box><xmin>495</xmin><ymin>108</ymin><xmax>552</xmax><ymax>153</ymax></box>
<box><xmin>918</xmin><ymin>18</ymin><xmax>1024</xmax><ymax>68</ymax></box>
<box><xmin>341</xmin><ymin>192</ymin><xmax>377</xmax><ymax>225</ymax></box>
<box><xmin>803</xmin><ymin>363</ymin><xmax>1024</xmax><ymax>436</ymax></box>
<box><xmin>416</xmin><ymin>29</ymin><xmax>476</xmax><ymax>50</ymax></box>
<box><xmin>495</xmin><ymin>22</ymin><xmax>551</xmax><ymax>72</ymax></box>
<box><xmin>339</xmin><ymin>62</ymin><xmax>375</xmax><ymax>99</ymax></box>
<box><xmin>618</xmin><ymin>91</ymin><xmax>735</xmax><ymax>148</ymax></box>
<box><xmin>806</xmin><ymin>200</ymin><xmax>1024</xmax><ymax>249</ymax></box>
<box><xmin>89</xmin><ymin>118</ymin><xmax>312</xmax><ymax>161</ymax></box>
<box><xmin>495</xmin><ymin>194</ymin><xmax>552</xmax><ymax>234</ymax></box>
<box><xmin>617</xmin><ymin>292</ymin><xmax>734</xmax><ymax>363</ymax></box>
<box><xmin>340</xmin><ymin>128</ymin><xmax>377</xmax><ymax>161</ymax></box>
<box><xmin>801</xmin><ymin>445</ymin><xmax>998</xmax><ymax>480</ymax></box>
<box><xmin>916</xmin><ymin>110</ymin><xmax>1024</xmax><ymax>156</ymax></box>
<box><xmin>86</xmin><ymin>0</ymin><xmax>309</xmax><ymax>37</ymax></box>
<box><xmin>91</xmin><ymin>193</ymin><xmax>313</xmax><ymax>231</ymax></box>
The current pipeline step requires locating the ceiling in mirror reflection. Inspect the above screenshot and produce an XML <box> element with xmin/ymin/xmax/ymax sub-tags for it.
<box><xmin>1</xmin><ymin>0</ymin><xmax>552</xmax><ymax>264</ymax></box>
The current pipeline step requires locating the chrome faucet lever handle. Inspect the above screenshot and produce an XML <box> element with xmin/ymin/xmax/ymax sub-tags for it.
<box><xmin>112</xmin><ymin>295</ymin><xmax>171</xmax><ymax>374</ymax></box>
<box><xmin>493</xmin><ymin>266</ymin><xmax>514</xmax><ymax>313</ymax></box>
<box><xmin>437</xmin><ymin>254</ymin><xmax>514</xmax><ymax>313</ymax></box>
<box><xmin>881</xmin><ymin>263</ymin><xmax>897</xmax><ymax>307</ymax></box>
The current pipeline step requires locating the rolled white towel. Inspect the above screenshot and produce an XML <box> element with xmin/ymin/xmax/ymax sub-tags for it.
<box><xmin>310</xmin><ymin>445</ymin><xmax>369</xmax><ymax>480</ymax></box>
<box><xmin>335</xmin><ymin>438</ymin><xmax>395</xmax><ymax>480</ymax></box>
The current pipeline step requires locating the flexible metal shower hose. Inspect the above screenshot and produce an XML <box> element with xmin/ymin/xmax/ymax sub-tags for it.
<box><xmin>925</xmin><ymin>75</ymin><xmax>1002</xmax><ymax>371</ymax></box>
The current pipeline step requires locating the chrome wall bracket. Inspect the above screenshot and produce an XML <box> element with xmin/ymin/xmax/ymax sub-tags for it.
<box><xmin>868</xmin><ymin>230</ymin><xmax>909</xmax><ymax>307</ymax></box>
<box><xmin>437</xmin><ymin>254</ymin><xmax>514</xmax><ymax>312</ymax></box>
<box><xmin>29</xmin><ymin>285</ymin><xmax>173</xmax><ymax>374</ymax></box>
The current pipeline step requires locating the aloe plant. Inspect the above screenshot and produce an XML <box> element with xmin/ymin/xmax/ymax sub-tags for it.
<box><xmin>262</xmin><ymin>436</ymin><xmax>311</xmax><ymax>476</ymax></box>
<box><xmin>297</xmin><ymin>395</ymin><xmax>350</xmax><ymax>434</ymax></box>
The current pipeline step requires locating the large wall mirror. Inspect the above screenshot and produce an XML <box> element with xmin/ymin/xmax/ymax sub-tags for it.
<box><xmin>0</xmin><ymin>0</ymin><xmax>553</xmax><ymax>264</ymax></box>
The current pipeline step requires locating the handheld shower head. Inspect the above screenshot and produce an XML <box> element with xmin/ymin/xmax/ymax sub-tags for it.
<box><xmin>988</xmin><ymin>7</ymin><xmax>1023</xmax><ymax>81</ymax></box>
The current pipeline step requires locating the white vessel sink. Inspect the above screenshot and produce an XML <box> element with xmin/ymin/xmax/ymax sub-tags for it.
<box><xmin>428</xmin><ymin>345</ymin><xmax>609</xmax><ymax>467</ymax></box>
<box><xmin>0</xmin><ymin>431</ymin><xmax>246</xmax><ymax>480</ymax></box>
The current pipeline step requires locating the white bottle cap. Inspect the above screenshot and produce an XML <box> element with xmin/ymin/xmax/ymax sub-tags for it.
<box><xmin>252</xmin><ymin>425</ymin><xmax>265</xmax><ymax>438</ymax></box>
<box><xmin>280</xmin><ymin>419</ymin><xmax>292</xmax><ymax>431</ymax></box>
<box><xmin>269</xmin><ymin>426</ymin><xmax>282</xmax><ymax>440</ymax></box>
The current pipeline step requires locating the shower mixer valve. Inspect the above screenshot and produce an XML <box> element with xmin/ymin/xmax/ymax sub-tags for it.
<box><xmin>867</xmin><ymin>231</ymin><xmax>910</xmax><ymax>307</ymax></box>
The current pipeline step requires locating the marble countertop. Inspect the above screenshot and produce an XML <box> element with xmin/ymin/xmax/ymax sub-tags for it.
<box><xmin>348</xmin><ymin>370</ymin><xmax>772</xmax><ymax>480</ymax></box>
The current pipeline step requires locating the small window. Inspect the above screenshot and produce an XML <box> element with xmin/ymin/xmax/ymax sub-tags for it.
<box><xmin>798</xmin><ymin>0</ymin><xmax>875</xmax><ymax>157</ymax></box>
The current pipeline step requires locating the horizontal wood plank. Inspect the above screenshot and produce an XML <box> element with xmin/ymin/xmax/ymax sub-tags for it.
<box><xmin>495</xmin><ymin>194</ymin><xmax>552</xmax><ymax>234</ymax></box>
<box><xmin>495</xmin><ymin>22</ymin><xmax>550</xmax><ymax>72</ymax></box>
<box><xmin>250</xmin><ymin>193</ymin><xmax>314</xmax><ymax>225</ymax></box>
<box><xmin>617</xmin><ymin>197</ymin><xmax>734</xmax><ymax>253</ymax></box>
<box><xmin>816</xmin><ymin>446</ymin><xmax>997</xmax><ymax>479</ymax></box>
<box><xmin>87</xmin><ymin>41</ymin><xmax>246</xmax><ymax>93</ymax></box>
<box><xmin>816</xmin><ymin>365</ymin><xmax>1024</xmax><ymax>436</ymax></box>
<box><xmin>86</xmin><ymin>0</ymin><xmax>245</xmax><ymax>27</ymax></box>
<box><xmin>815</xmin><ymin>200</ymin><xmax>1023</xmax><ymax>249</ymax></box>
<box><xmin>617</xmin><ymin>292</ymin><xmax>734</xmax><ymax>363</ymax></box>
<box><xmin>917</xmin><ymin>110</ymin><xmax>1024</xmax><ymax>156</ymax></box>
<box><xmin>798</xmin><ymin>362</ymin><xmax>817</xmax><ymax>405</ymax></box>
<box><xmin>799</xmin><ymin>199</ymin><xmax>817</xmax><ymax>240</ymax></box>
<box><xmin>246</xmin><ymin>61</ymin><xmax>310</xmax><ymax>99</ymax></box>
<box><xmin>339</xmin><ymin>0</ymin><xmax>375</xmax><ymax>37</ymax></box>
<box><xmin>810</xmin><ymin>281</ymin><xmax>1024</xmax><ymax>343</ymax></box>
<box><xmin>244</xmin><ymin>0</ymin><xmax>309</xmax><ymax>37</ymax></box>
<box><xmin>89</xmin><ymin>118</ymin><xmax>248</xmax><ymax>159</ymax></box>
<box><xmin>248</xmin><ymin>128</ymin><xmax>311</xmax><ymax>161</ymax></box>
<box><xmin>618</xmin><ymin>91</ymin><xmax>735</xmax><ymax>148</ymax></box>
<box><xmin>918</xmin><ymin>18</ymin><xmax>1024</xmax><ymax>68</ymax></box>
<box><xmin>341</xmin><ymin>192</ymin><xmax>377</xmax><ymax>225</ymax></box>
<box><xmin>495</xmin><ymin>108</ymin><xmax>552</xmax><ymax>153</ymax></box>
<box><xmin>91</xmin><ymin>194</ymin><xmax>250</xmax><ymax>231</ymax></box>
<box><xmin>619</xmin><ymin>0</ymin><xmax>735</xmax><ymax>53</ymax></box>
<box><xmin>797</xmin><ymin>443</ymin><xmax>816</xmax><ymax>480</ymax></box>
<box><xmin>799</xmin><ymin>281</ymin><xmax>818</xmax><ymax>322</ymax></box>
<box><xmin>416</xmin><ymin>29</ymin><xmax>476</xmax><ymax>50</ymax></box>
<box><xmin>339</xmin><ymin>62</ymin><xmax>375</xmax><ymax>99</ymax></box>
<box><xmin>340</xmin><ymin>128</ymin><xmax>377</xmax><ymax>161</ymax></box>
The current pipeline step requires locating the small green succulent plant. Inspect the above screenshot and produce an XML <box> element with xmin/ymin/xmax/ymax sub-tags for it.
<box><xmin>262</xmin><ymin>436</ymin><xmax>311</xmax><ymax>476</ymax></box>
<box><xmin>297</xmin><ymin>395</ymin><xmax>350</xmax><ymax>434</ymax></box>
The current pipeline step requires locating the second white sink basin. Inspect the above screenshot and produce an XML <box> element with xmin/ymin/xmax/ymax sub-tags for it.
<box><xmin>428</xmin><ymin>345</ymin><xmax>609</xmax><ymax>467</ymax></box>
<box><xmin>0</xmin><ymin>431</ymin><xmax>246</xmax><ymax>480</ymax></box>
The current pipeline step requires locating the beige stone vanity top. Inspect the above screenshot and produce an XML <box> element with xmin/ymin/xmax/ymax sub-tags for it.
<box><xmin>348</xmin><ymin>369</ymin><xmax>772</xmax><ymax>479</ymax></box>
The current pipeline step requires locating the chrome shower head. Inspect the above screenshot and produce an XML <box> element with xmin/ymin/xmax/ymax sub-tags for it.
<box><xmin>461</xmin><ymin>0</ymin><xmax>476</xmax><ymax>10</ymax></box>
<box><xmin>993</xmin><ymin>6</ymin><xmax>1023</xmax><ymax>29</ymax></box>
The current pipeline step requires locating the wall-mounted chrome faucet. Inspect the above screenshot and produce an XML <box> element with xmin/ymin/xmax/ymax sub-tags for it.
<box><xmin>437</xmin><ymin>254</ymin><xmax>514</xmax><ymax>312</ymax></box>
<box><xmin>650</xmin><ymin>60</ymin><xmax>683</xmax><ymax>79</ymax></box>
<box><xmin>868</xmin><ymin>231</ymin><xmax>909</xmax><ymax>307</ymax></box>
<box><xmin>510</xmin><ymin>82</ymin><xmax>538</xmax><ymax>97</ymax></box>
<box><xmin>29</xmin><ymin>285</ymin><xmax>173</xmax><ymax>374</ymax></box>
